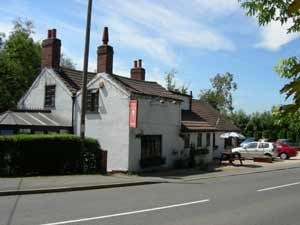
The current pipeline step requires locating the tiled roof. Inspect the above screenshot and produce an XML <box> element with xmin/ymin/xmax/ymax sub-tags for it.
<box><xmin>190</xmin><ymin>100</ymin><xmax>240</xmax><ymax>132</ymax></box>
<box><xmin>112</xmin><ymin>74</ymin><xmax>182</xmax><ymax>101</ymax></box>
<box><xmin>0</xmin><ymin>110</ymin><xmax>71</xmax><ymax>128</ymax></box>
<box><xmin>57</xmin><ymin>68</ymin><xmax>96</xmax><ymax>93</ymax></box>
<box><xmin>181</xmin><ymin>110</ymin><xmax>217</xmax><ymax>131</ymax></box>
<box><xmin>56</xmin><ymin>68</ymin><xmax>182</xmax><ymax>100</ymax></box>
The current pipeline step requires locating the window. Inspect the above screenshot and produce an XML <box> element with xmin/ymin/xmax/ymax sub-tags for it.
<box><xmin>87</xmin><ymin>89</ymin><xmax>99</xmax><ymax>112</ymax></box>
<box><xmin>259</xmin><ymin>143</ymin><xmax>269</xmax><ymax>148</ymax></box>
<box><xmin>246</xmin><ymin>142</ymin><xmax>258</xmax><ymax>149</ymax></box>
<box><xmin>213</xmin><ymin>133</ymin><xmax>216</xmax><ymax>147</ymax></box>
<box><xmin>44</xmin><ymin>85</ymin><xmax>56</xmax><ymax>108</ymax></box>
<box><xmin>141</xmin><ymin>135</ymin><xmax>162</xmax><ymax>160</ymax></box>
<box><xmin>197</xmin><ymin>133</ymin><xmax>202</xmax><ymax>147</ymax></box>
<box><xmin>184</xmin><ymin>134</ymin><xmax>190</xmax><ymax>148</ymax></box>
<box><xmin>206</xmin><ymin>133</ymin><xmax>211</xmax><ymax>147</ymax></box>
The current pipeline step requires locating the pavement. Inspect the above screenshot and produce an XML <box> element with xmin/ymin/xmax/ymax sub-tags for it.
<box><xmin>1</xmin><ymin>155</ymin><xmax>300</xmax><ymax>196</ymax></box>
<box><xmin>2</xmin><ymin>164</ymin><xmax>300</xmax><ymax>225</ymax></box>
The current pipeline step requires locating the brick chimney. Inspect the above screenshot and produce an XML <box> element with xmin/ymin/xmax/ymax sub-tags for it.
<box><xmin>41</xmin><ymin>29</ymin><xmax>61</xmax><ymax>70</ymax></box>
<box><xmin>130</xmin><ymin>59</ymin><xmax>145</xmax><ymax>81</ymax></box>
<box><xmin>97</xmin><ymin>27</ymin><xmax>114</xmax><ymax>74</ymax></box>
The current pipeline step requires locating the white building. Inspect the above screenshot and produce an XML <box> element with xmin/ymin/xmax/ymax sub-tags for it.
<box><xmin>0</xmin><ymin>27</ymin><xmax>239</xmax><ymax>172</ymax></box>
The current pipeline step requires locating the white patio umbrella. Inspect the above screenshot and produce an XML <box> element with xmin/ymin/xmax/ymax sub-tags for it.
<box><xmin>220</xmin><ymin>132</ymin><xmax>245</xmax><ymax>139</ymax></box>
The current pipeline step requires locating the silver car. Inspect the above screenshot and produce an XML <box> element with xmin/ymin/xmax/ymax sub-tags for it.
<box><xmin>232</xmin><ymin>142</ymin><xmax>277</xmax><ymax>159</ymax></box>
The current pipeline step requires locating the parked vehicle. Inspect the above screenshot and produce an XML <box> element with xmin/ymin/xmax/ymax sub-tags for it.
<box><xmin>232</xmin><ymin>142</ymin><xmax>277</xmax><ymax>159</ymax></box>
<box><xmin>276</xmin><ymin>139</ymin><xmax>295</xmax><ymax>146</ymax></box>
<box><xmin>240</xmin><ymin>137</ymin><xmax>256</xmax><ymax>147</ymax></box>
<box><xmin>274</xmin><ymin>142</ymin><xmax>298</xmax><ymax>160</ymax></box>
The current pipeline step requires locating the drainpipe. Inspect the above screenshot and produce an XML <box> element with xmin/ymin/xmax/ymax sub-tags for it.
<box><xmin>71</xmin><ymin>94</ymin><xmax>76</xmax><ymax>134</ymax></box>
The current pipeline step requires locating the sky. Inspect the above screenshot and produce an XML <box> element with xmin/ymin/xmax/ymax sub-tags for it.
<box><xmin>0</xmin><ymin>0</ymin><xmax>299</xmax><ymax>113</ymax></box>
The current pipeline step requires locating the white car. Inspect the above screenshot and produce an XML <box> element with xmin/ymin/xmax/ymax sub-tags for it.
<box><xmin>232</xmin><ymin>142</ymin><xmax>277</xmax><ymax>159</ymax></box>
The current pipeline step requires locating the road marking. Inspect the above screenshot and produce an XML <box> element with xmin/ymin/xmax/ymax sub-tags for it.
<box><xmin>40</xmin><ymin>199</ymin><xmax>210</xmax><ymax>225</ymax></box>
<box><xmin>257</xmin><ymin>181</ymin><xmax>300</xmax><ymax>192</ymax></box>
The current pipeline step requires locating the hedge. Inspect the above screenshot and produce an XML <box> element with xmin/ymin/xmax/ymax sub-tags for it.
<box><xmin>0</xmin><ymin>134</ymin><xmax>103</xmax><ymax>176</ymax></box>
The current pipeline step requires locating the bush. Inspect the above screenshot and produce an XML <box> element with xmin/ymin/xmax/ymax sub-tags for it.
<box><xmin>0</xmin><ymin>134</ymin><xmax>103</xmax><ymax>176</ymax></box>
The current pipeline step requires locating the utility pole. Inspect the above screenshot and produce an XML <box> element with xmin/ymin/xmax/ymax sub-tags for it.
<box><xmin>80</xmin><ymin>0</ymin><xmax>93</xmax><ymax>140</ymax></box>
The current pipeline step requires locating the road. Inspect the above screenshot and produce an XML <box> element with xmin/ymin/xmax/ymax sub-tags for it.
<box><xmin>1</xmin><ymin>167</ymin><xmax>300</xmax><ymax>225</ymax></box>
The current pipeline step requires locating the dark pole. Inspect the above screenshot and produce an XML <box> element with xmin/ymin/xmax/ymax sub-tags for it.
<box><xmin>80</xmin><ymin>0</ymin><xmax>93</xmax><ymax>140</ymax></box>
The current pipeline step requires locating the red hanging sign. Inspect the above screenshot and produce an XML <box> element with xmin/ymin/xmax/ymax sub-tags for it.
<box><xmin>129</xmin><ymin>100</ymin><xmax>138</xmax><ymax>128</ymax></box>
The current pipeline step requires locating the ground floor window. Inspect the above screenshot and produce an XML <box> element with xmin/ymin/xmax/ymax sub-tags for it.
<box><xmin>206</xmin><ymin>133</ymin><xmax>211</xmax><ymax>147</ymax></box>
<box><xmin>184</xmin><ymin>134</ymin><xmax>190</xmax><ymax>148</ymax></box>
<box><xmin>140</xmin><ymin>135</ymin><xmax>164</xmax><ymax>167</ymax></box>
<box><xmin>197</xmin><ymin>133</ymin><xmax>202</xmax><ymax>147</ymax></box>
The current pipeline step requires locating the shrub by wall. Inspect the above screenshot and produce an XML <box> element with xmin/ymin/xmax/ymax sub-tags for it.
<box><xmin>0</xmin><ymin>134</ymin><xmax>102</xmax><ymax>176</ymax></box>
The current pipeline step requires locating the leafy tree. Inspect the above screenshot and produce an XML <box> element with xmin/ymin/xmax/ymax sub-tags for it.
<box><xmin>0</xmin><ymin>19</ymin><xmax>41</xmax><ymax>112</ymax></box>
<box><xmin>199</xmin><ymin>72</ymin><xmax>237</xmax><ymax>114</ymax></box>
<box><xmin>164</xmin><ymin>69</ymin><xmax>189</xmax><ymax>94</ymax></box>
<box><xmin>60</xmin><ymin>53</ymin><xmax>76</xmax><ymax>69</ymax></box>
<box><xmin>239</xmin><ymin>0</ymin><xmax>300</xmax><ymax>113</ymax></box>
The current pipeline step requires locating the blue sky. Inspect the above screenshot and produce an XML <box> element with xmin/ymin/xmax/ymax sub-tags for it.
<box><xmin>0</xmin><ymin>0</ymin><xmax>298</xmax><ymax>113</ymax></box>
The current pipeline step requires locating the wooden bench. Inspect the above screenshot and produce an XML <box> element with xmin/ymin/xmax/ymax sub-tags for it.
<box><xmin>219</xmin><ymin>152</ymin><xmax>245</xmax><ymax>166</ymax></box>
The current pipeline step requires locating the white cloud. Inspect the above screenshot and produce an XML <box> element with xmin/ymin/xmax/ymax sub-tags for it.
<box><xmin>75</xmin><ymin>0</ymin><xmax>236</xmax><ymax>66</ymax></box>
<box><xmin>192</xmin><ymin>0</ymin><xmax>240</xmax><ymax>16</ymax></box>
<box><xmin>256</xmin><ymin>20</ymin><xmax>299</xmax><ymax>51</ymax></box>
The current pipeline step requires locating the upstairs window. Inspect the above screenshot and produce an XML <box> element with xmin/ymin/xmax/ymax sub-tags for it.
<box><xmin>87</xmin><ymin>89</ymin><xmax>99</xmax><ymax>112</ymax></box>
<box><xmin>44</xmin><ymin>85</ymin><xmax>56</xmax><ymax>108</ymax></box>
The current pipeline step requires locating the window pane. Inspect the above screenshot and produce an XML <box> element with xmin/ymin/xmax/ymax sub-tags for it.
<box><xmin>197</xmin><ymin>133</ymin><xmax>202</xmax><ymax>147</ymax></box>
<box><xmin>184</xmin><ymin>134</ymin><xmax>190</xmax><ymax>148</ymax></box>
<box><xmin>206</xmin><ymin>133</ymin><xmax>211</xmax><ymax>146</ymax></box>
<box><xmin>87</xmin><ymin>89</ymin><xmax>99</xmax><ymax>112</ymax></box>
<box><xmin>44</xmin><ymin>85</ymin><xmax>56</xmax><ymax>108</ymax></box>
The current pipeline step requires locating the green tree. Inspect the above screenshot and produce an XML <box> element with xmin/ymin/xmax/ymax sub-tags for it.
<box><xmin>164</xmin><ymin>69</ymin><xmax>189</xmax><ymax>94</ymax></box>
<box><xmin>60</xmin><ymin>53</ymin><xmax>76</xmax><ymax>69</ymax></box>
<box><xmin>239</xmin><ymin>0</ymin><xmax>300</xmax><ymax>114</ymax></box>
<box><xmin>0</xmin><ymin>19</ymin><xmax>41</xmax><ymax>112</ymax></box>
<box><xmin>199</xmin><ymin>72</ymin><xmax>237</xmax><ymax>114</ymax></box>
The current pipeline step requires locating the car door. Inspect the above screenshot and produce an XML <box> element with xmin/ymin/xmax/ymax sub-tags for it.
<box><xmin>258</xmin><ymin>143</ymin><xmax>266</xmax><ymax>157</ymax></box>
<box><xmin>244</xmin><ymin>142</ymin><xmax>258</xmax><ymax>159</ymax></box>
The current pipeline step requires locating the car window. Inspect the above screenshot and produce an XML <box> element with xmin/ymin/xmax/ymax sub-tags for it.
<box><xmin>259</xmin><ymin>143</ymin><xmax>269</xmax><ymax>148</ymax></box>
<box><xmin>246</xmin><ymin>142</ymin><xmax>257</xmax><ymax>148</ymax></box>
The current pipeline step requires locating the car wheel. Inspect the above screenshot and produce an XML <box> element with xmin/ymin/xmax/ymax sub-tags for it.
<box><xmin>280</xmin><ymin>153</ymin><xmax>288</xmax><ymax>160</ymax></box>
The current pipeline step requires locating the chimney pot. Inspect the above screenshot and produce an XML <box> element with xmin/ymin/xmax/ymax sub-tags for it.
<box><xmin>130</xmin><ymin>59</ymin><xmax>145</xmax><ymax>81</ymax></box>
<box><xmin>102</xmin><ymin>27</ymin><xmax>109</xmax><ymax>45</ymax></box>
<box><xmin>52</xmin><ymin>29</ymin><xmax>56</xmax><ymax>38</ymax></box>
<box><xmin>48</xmin><ymin>30</ymin><xmax>52</xmax><ymax>38</ymax></box>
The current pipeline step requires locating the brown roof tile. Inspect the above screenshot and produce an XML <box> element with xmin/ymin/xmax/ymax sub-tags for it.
<box><xmin>181</xmin><ymin>110</ymin><xmax>217</xmax><ymax>131</ymax></box>
<box><xmin>57</xmin><ymin>68</ymin><xmax>96</xmax><ymax>93</ymax></box>
<box><xmin>112</xmin><ymin>74</ymin><xmax>182</xmax><ymax>101</ymax></box>
<box><xmin>191</xmin><ymin>100</ymin><xmax>240</xmax><ymax>132</ymax></box>
<box><xmin>56</xmin><ymin>68</ymin><xmax>181</xmax><ymax>100</ymax></box>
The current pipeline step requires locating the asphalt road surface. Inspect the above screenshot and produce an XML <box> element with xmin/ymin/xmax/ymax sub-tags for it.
<box><xmin>1</xmin><ymin>167</ymin><xmax>300</xmax><ymax>225</ymax></box>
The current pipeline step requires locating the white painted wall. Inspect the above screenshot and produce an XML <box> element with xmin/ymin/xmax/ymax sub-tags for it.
<box><xmin>213</xmin><ymin>132</ymin><xmax>225</xmax><ymax>158</ymax></box>
<box><xmin>18</xmin><ymin>69</ymin><xmax>73</xmax><ymax>124</ymax></box>
<box><xmin>74</xmin><ymin>73</ymin><xmax>130</xmax><ymax>172</ymax></box>
<box><xmin>128</xmin><ymin>97</ymin><xmax>183</xmax><ymax>171</ymax></box>
<box><xmin>173</xmin><ymin>94</ymin><xmax>190</xmax><ymax>110</ymax></box>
